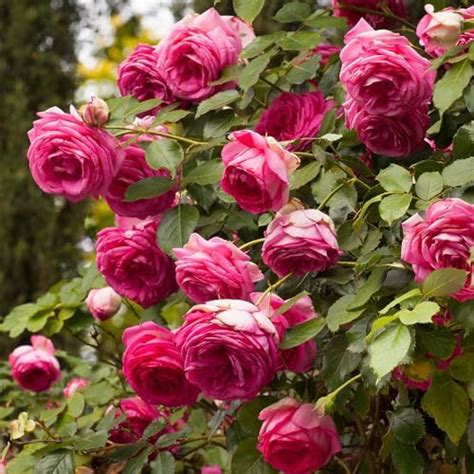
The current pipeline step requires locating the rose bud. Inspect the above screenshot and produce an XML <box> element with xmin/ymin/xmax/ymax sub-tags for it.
<box><xmin>79</xmin><ymin>96</ymin><xmax>109</xmax><ymax>127</ymax></box>
<box><xmin>86</xmin><ymin>287</ymin><xmax>122</xmax><ymax>321</ymax></box>
<box><xmin>63</xmin><ymin>377</ymin><xmax>88</xmax><ymax>398</ymax></box>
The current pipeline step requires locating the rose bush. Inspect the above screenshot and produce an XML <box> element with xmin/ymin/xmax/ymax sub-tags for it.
<box><xmin>1</xmin><ymin>2</ymin><xmax>474</xmax><ymax>473</ymax></box>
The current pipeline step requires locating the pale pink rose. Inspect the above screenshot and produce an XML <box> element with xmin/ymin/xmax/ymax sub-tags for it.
<box><xmin>117</xmin><ymin>43</ymin><xmax>173</xmax><ymax>109</ymax></box>
<box><xmin>201</xmin><ymin>467</ymin><xmax>222</xmax><ymax>474</ymax></box>
<box><xmin>96</xmin><ymin>220</ymin><xmax>177</xmax><ymax>308</ymax></box>
<box><xmin>122</xmin><ymin>322</ymin><xmax>200</xmax><ymax>406</ymax></box>
<box><xmin>27</xmin><ymin>107</ymin><xmax>123</xmax><ymax>202</ymax></box>
<box><xmin>86</xmin><ymin>287</ymin><xmax>122</xmax><ymax>321</ymax></box>
<box><xmin>340</xmin><ymin>19</ymin><xmax>435</xmax><ymax>117</ymax></box>
<box><xmin>257</xmin><ymin>398</ymin><xmax>341</xmax><ymax>474</ymax></box>
<box><xmin>156</xmin><ymin>8</ymin><xmax>254</xmax><ymax>102</ymax></box>
<box><xmin>262</xmin><ymin>209</ymin><xmax>341</xmax><ymax>277</ymax></box>
<box><xmin>255</xmin><ymin>91</ymin><xmax>335</xmax><ymax>151</ymax></box>
<box><xmin>401</xmin><ymin>198</ymin><xmax>474</xmax><ymax>301</ymax></box>
<box><xmin>221</xmin><ymin>130</ymin><xmax>300</xmax><ymax>214</ymax></box>
<box><xmin>173</xmin><ymin>233</ymin><xmax>264</xmax><ymax>303</ymax></box>
<box><xmin>9</xmin><ymin>336</ymin><xmax>61</xmax><ymax>392</ymax></box>
<box><xmin>175</xmin><ymin>299</ymin><xmax>279</xmax><ymax>401</ymax></box>
<box><xmin>79</xmin><ymin>96</ymin><xmax>109</xmax><ymax>127</ymax></box>
<box><xmin>252</xmin><ymin>293</ymin><xmax>318</xmax><ymax>373</ymax></box>
<box><xmin>63</xmin><ymin>377</ymin><xmax>88</xmax><ymax>398</ymax></box>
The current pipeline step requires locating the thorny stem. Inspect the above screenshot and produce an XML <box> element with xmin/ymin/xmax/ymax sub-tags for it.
<box><xmin>256</xmin><ymin>273</ymin><xmax>294</xmax><ymax>305</ymax></box>
<box><xmin>239</xmin><ymin>237</ymin><xmax>265</xmax><ymax>251</ymax></box>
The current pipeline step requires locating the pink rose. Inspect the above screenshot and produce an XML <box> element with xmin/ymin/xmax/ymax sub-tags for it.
<box><xmin>173</xmin><ymin>233</ymin><xmax>264</xmax><ymax>303</ymax></box>
<box><xmin>252</xmin><ymin>293</ymin><xmax>318</xmax><ymax>373</ymax></box>
<box><xmin>117</xmin><ymin>43</ymin><xmax>173</xmax><ymax>108</ymax></box>
<box><xmin>175</xmin><ymin>299</ymin><xmax>279</xmax><ymax>401</ymax></box>
<box><xmin>9</xmin><ymin>336</ymin><xmax>61</xmax><ymax>392</ymax></box>
<box><xmin>201</xmin><ymin>467</ymin><xmax>222</xmax><ymax>474</ymax></box>
<box><xmin>255</xmin><ymin>92</ymin><xmax>335</xmax><ymax>151</ymax></box>
<box><xmin>340</xmin><ymin>19</ymin><xmax>435</xmax><ymax>117</ymax></box>
<box><xmin>401</xmin><ymin>198</ymin><xmax>474</xmax><ymax>301</ymax></box>
<box><xmin>221</xmin><ymin>130</ymin><xmax>300</xmax><ymax>214</ymax></box>
<box><xmin>79</xmin><ymin>96</ymin><xmax>109</xmax><ymax>127</ymax></box>
<box><xmin>96</xmin><ymin>220</ymin><xmax>177</xmax><ymax>308</ymax></box>
<box><xmin>122</xmin><ymin>322</ymin><xmax>200</xmax><ymax>406</ymax></box>
<box><xmin>257</xmin><ymin>398</ymin><xmax>341</xmax><ymax>474</ymax></box>
<box><xmin>262</xmin><ymin>208</ymin><xmax>341</xmax><ymax>277</ymax></box>
<box><xmin>156</xmin><ymin>9</ymin><xmax>254</xmax><ymax>102</ymax></box>
<box><xmin>63</xmin><ymin>377</ymin><xmax>88</xmax><ymax>398</ymax></box>
<box><xmin>86</xmin><ymin>287</ymin><xmax>122</xmax><ymax>321</ymax></box>
<box><xmin>314</xmin><ymin>44</ymin><xmax>341</xmax><ymax>67</ymax></box>
<box><xmin>27</xmin><ymin>107</ymin><xmax>123</xmax><ymax>202</ymax></box>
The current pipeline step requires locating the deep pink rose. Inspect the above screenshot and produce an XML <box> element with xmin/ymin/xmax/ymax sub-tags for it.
<box><xmin>155</xmin><ymin>8</ymin><xmax>254</xmax><ymax>102</ymax></box>
<box><xmin>175</xmin><ymin>299</ymin><xmax>279</xmax><ymax>401</ymax></box>
<box><xmin>314</xmin><ymin>44</ymin><xmax>341</xmax><ymax>67</ymax></box>
<box><xmin>27</xmin><ymin>107</ymin><xmax>123</xmax><ymax>202</ymax></box>
<box><xmin>340</xmin><ymin>19</ymin><xmax>435</xmax><ymax>117</ymax></box>
<box><xmin>252</xmin><ymin>293</ymin><xmax>318</xmax><ymax>373</ymax></box>
<box><xmin>262</xmin><ymin>208</ymin><xmax>341</xmax><ymax>277</ymax></box>
<box><xmin>257</xmin><ymin>398</ymin><xmax>341</xmax><ymax>474</ymax></box>
<box><xmin>173</xmin><ymin>233</ymin><xmax>264</xmax><ymax>303</ymax></box>
<box><xmin>117</xmin><ymin>43</ymin><xmax>173</xmax><ymax>108</ymax></box>
<box><xmin>255</xmin><ymin>92</ymin><xmax>335</xmax><ymax>151</ymax></box>
<box><xmin>201</xmin><ymin>467</ymin><xmax>222</xmax><ymax>474</ymax></box>
<box><xmin>332</xmin><ymin>0</ymin><xmax>407</xmax><ymax>28</ymax></box>
<box><xmin>401</xmin><ymin>198</ymin><xmax>474</xmax><ymax>301</ymax></box>
<box><xmin>63</xmin><ymin>377</ymin><xmax>88</xmax><ymax>398</ymax></box>
<box><xmin>221</xmin><ymin>130</ymin><xmax>300</xmax><ymax>214</ymax></box>
<box><xmin>122</xmin><ymin>322</ymin><xmax>200</xmax><ymax>406</ymax></box>
<box><xmin>9</xmin><ymin>336</ymin><xmax>61</xmax><ymax>392</ymax></box>
<box><xmin>96</xmin><ymin>220</ymin><xmax>177</xmax><ymax>308</ymax></box>
<box><xmin>86</xmin><ymin>287</ymin><xmax>122</xmax><ymax>321</ymax></box>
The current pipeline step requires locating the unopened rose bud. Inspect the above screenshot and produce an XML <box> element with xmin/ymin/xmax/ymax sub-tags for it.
<box><xmin>86</xmin><ymin>287</ymin><xmax>121</xmax><ymax>321</ymax></box>
<box><xmin>80</xmin><ymin>96</ymin><xmax>109</xmax><ymax>127</ymax></box>
<box><xmin>276</xmin><ymin>198</ymin><xmax>305</xmax><ymax>217</ymax></box>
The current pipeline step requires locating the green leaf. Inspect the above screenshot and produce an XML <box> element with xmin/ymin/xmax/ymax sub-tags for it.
<box><xmin>152</xmin><ymin>109</ymin><xmax>191</xmax><ymax>125</ymax></box>
<box><xmin>449</xmin><ymin>353</ymin><xmax>474</xmax><ymax>382</ymax></box>
<box><xmin>290</xmin><ymin>161</ymin><xmax>321</xmax><ymax>190</ymax></box>
<box><xmin>391</xmin><ymin>439</ymin><xmax>424</xmax><ymax>474</ymax></box>
<box><xmin>0</xmin><ymin>303</ymin><xmax>38</xmax><ymax>337</ymax></box>
<box><xmin>158</xmin><ymin>205</ymin><xmax>200</xmax><ymax>254</ymax></box>
<box><xmin>433</xmin><ymin>58</ymin><xmax>472</xmax><ymax>119</ymax></box>
<box><xmin>143</xmin><ymin>419</ymin><xmax>165</xmax><ymax>439</ymax></box>
<box><xmin>379</xmin><ymin>193</ymin><xmax>412</xmax><ymax>225</ymax></box>
<box><xmin>415</xmin><ymin>172</ymin><xmax>444</xmax><ymax>200</ymax></box>
<box><xmin>195</xmin><ymin>90</ymin><xmax>240</xmax><ymax>118</ymax></box>
<box><xmin>82</xmin><ymin>381</ymin><xmax>117</xmax><ymax>405</ymax></box>
<box><xmin>280</xmin><ymin>318</ymin><xmax>325</xmax><ymax>349</ymax></box>
<box><xmin>377</xmin><ymin>164</ymin><xmax>412</xmax><ymax>193</ymax></box>
<box><xmin>379</xmin><ymin>288</ymin><xmax>422</xmax><ymax>315</ymax></box>
<box><xmin>273</xmin><ymin>2</ymin><xmax>311</xmax><ymax>22</ymax></box>
<box><xmin>286</xmin><ymin>55</ymin><xmax>320</xmax><ymax>85</ymax></box>
<box><xmin>66</xmin><ymin>393</ymin><xmax>85</xmax><ymax>418</ymax></box>
<box><xmin>348</xmin><ymin>268</ymin><xmax>387</xmax><ymax>311</ymax></box>
<box><xmin>34</xmin><ymin>450</ymin><xmax>74</xmax><ymax>474</ymax></box>
<box><xmin>468</xmin><ymin>411</ymin><xmax>474</xmax><ymax>452</ymax></box>
<box><xmin>125</xmin><ymin>177</ymin><xmax>175</xmax><ymax>202</ymax></box>
<box><xmin>422</xmin><ymin>375</ymin><xmax>470</xmax><ymax>443</ymax></box>
<box><xmin>231</xmin><ymin>437</ymin><xmax>275</xmax><ymax>474</ymax></box>
<box><xmin>150</xmin><ymin>452</ymin><xmax>176</xmax><ymax>474</ymax></box>
<box><xmin>398</xmin><ymin>302</ymin><xmax>440</xmax><ymax>325</ymax></box>
<box><xmin>304</xmin><ymin>13</ymin><xmax>347</xmax><ymax>28</ymax></box>
<box><xmin>442</xmin><ymin>156</ymin><xmax>474</xmax><ymax>187</ymax></box>
<box><xmin>123</xmin><ymin>448</ymin><xmax>153</xmax><ymax>474</ymax></box>
<box><xmin>449</xmin><ymin>299</ymin><xmax>474</xmax><ymax>332</ymax></box>
<box><xmin>452</xmin><ymin>121</ymin><xmax>474</xmax><ymax>159</ymax></box>
<box><xmin>241</xmin><ymin>32</ymin><xmax>286</xmax><ymax>59</ymax></box>
<box><xmin>418</xmin><ymin>327</ymin><xmax>456</xmax><ymax>359</ymax></box>
<box><xmin>233</xmin><ymin>0</ymin><xmax>265</xmax><ymax>23</ymax></box>
<box><xmin>277</xmin><ymin>31</ymin><xmax>321</xmax><ymax>51</ymax></box>
<box><xmin>237</xmin><ymin>397</ymin><xmax>273</xmax><ymax>435</ymax></box>
<box><xmin>421</xmin><ymin>268</ymin><xmax>467</xmax><ymax>298</ymax></box>
<box><xmin>239</xmin><ymin>49</ymin><xmax>276</xmax><ymax>91</ymax></box>
<box><xmin>326</xmin><ymin>295</ymin><xmax>364</xmax><ymax>332</ymax></box>
<box><xmin>275</xmin><ymin>291</ymin><xmax>310</xmax><ymax>315</ymax></box>
<box><xmin>145</xmin><ymin>139</ymin><xmax>183</xmax><ymax>177</ymax></box>
<box><xmin>183</xmin><ymin>160</ymin><xmax>224</xmax><ymax>186</ymax></box>
<box><xmin>107</xmin><ymin>96</ymin><xmax>161</xmax><ymax>121</ymax></box>
<box><xmin>368</xmin><ymin>324</ymin><xmax>412</xmax><ymax>380</ymax></box>
<box><xmin>74</xmin><ymin>430</ymin><xmax>108</xmax><ymax>450</ymax></box>
<box><xmin>392</xmin><ymin>408</ymin><xmax>425</xmax><ymax>444</ymax></box>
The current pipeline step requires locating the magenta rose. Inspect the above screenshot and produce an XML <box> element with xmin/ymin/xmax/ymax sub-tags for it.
<box><xmin>262</xmin><ymin>208</ymin><xmax>341</xmax><ymax>277</ymax></box>
<box><xmin>314</xmin><ymin>44</ymin><xmax>341</xmax><ymax>67</ymax></box>
<box><xmin>201</xmin><ymin>467</ymin><xmax>222</xmax><ymax>474</ymax></box>
<box><xmin>122</xmin><ymin>322</ymin><xmax>200</xmax><ymax>406</ymax></box>
<box><xmin>257</xmin><ymin>398</ymin><xmax>341</xmax><ymax>474</ymax></box>
<box><xmin>63</xmin><ymin>377</ymin><xmax>88</xmax><ymax>398</ymax></box>
<box><xmin>255</xmin><ymin>91</ymin><xmax>335</xmax><ymax>151</ymax></box>
<box><xmin>221</xmin><ymin>130</ymin><xmax>300</xmax><ymax>214</ymax></box>
<box><xmin>86</xmin><ymin>287</ymin><xmax>122</xmax><ymax>321</ymax></box>
<box><xmin>117</xmin><ymin>43</ymin><xmax>173</xmax><ymax>108</ymax></box>
<box><xmin>27</xmin><ymin>107</ymin><xmax>123</xmax><ymax>202</ymax></box>
<box><xmin>173</xmin><ymin>233</ymin><xmax>264</xmax><ymax>303</ymax></box>
<box><xmin>401</xmin><ymin>198</ymin><xmax>474</xmax><ymax>302</ymax></box>
<box><xmin>9</xmin><ymin>336</ymin><xmax>61</xmax><ymax>392</ymax></box>
<box><xmin>175</xmin><ymin>299</ymin><xmax>279</xmax><ymax>401</ymax></box>
<box><xmin>96</xmin><ymin>220</ymin><xmax>177</xmax><ymax>308</ymax></box>
<box><xmin>155</xmin><ymin>8</ymin><xmax>254</xmax><ymax>102</ymax></box>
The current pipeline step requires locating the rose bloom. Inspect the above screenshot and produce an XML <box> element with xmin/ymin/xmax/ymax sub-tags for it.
<box><xmin>86</xmin><ymin>287</ymin><xmax>122</xmax><ymax>321</ymax></box>
<box><xmin>255</xmin><ymin>91</ymin><xmax>335</xmax><ymax>151</ymax></box>
<box><xmin>9</xmin><ymin>336</ymin><xmax>61</xmax><ymax>392</ymax></box>
<box><xmin>252</xmin><ymin>293</ymin><xmax>318</xmax><ymax>373</ymax></box>
<box><xmin>175</xmin><ymin>299</ymin><xmax>279</xmax><ymax>401</ymax></box>
<box><xmin>332</xmin><ymin>0</ymin><xmax>407</xmax><ymax>29</ymax></box>
<box><xmin>122</xmin><ymin>322</ymin><xmax>200</xmax><ymax>406</ymax></box>
<box><xmin>262</xmin><ymin>208</ymin><xmax>341</xmax><ymax>277</ymax></box>
<box><xmin>63</xmin><ymin>377</ymin><xmax>88</xmax><ymax>398</ymax></box>
<box><xmin>340</xmin><ymin>19</ymin><xmax>435</xmax><ymax>117</ymax></box>
<box><xmin>173</xmin><ymin>233</ymin><xmax>264</xmax><ymax>303</ymax></box>
<box><xmin>257</xmin><ymin>398</ymin><xmax>341</xmax><ymax>474</ymax></box>
<box><xmin>221</xmin><ymin>130</ymin><xmax>300</xmax><ymax>214</ymax></box>
<box><xmin>27</xmin><ymin>106</ymin><xmax>123</xmax><ymax>202</ymax></box>
<box><xmin>314</xmin><ymin>44</ymin><xmax>341</xmax><ymax>67</ymax></box>
<box><xmin>104</xmin><ymin>141</ymin><xmax>177</xmax><ymax>219</ymax></box>
<box><xmin>156</xmin><ymin>8</ymin><xmax>254</xmax><ymax>102</ymax></box>
<box><xmin>401</xmin><ymin>198</ymin><xmax>474</xmax><ymax>301</ymax></box>
<box><xmin>96</xmin><ymin>219</ymin><xmax>177</xmax><ymax>308</ymax></box>
<box><xmin>117</xmin><ymin>43</ymin><xmax>173</xmax><ymax>108</ymax></box>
